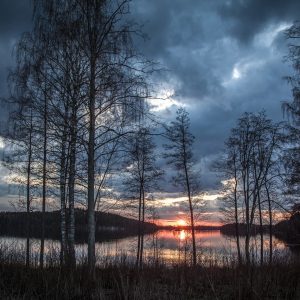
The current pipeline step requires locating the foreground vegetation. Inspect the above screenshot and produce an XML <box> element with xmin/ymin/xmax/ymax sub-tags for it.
<box><xmin>0</xmin><ymin>259</ymin><xmax>299</xmax><ymax>300</ymax></box>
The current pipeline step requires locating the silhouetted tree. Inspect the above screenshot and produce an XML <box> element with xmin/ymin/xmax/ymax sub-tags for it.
<box><xmin>219</xmin><ymin>112</ymin><xmax>283</xmax><ymax>265</ymax></box>
<box><xmin>123</xmin><ymin>127</ymin><xmax>163</xmax><ymax>268</ymax></box>
<box><xmin>6</xmin><ymin>0</ymin><xmax>154</xmax><ymax>274</ymax></box>
<box><xmin>3</xmin><ymin>106</ymin><xmax>36</xmax><ymax>267</ymax></box>
<box><xmin>283</xmin><ymin>22</ymin><xmax>300</xmax><ymax>211</ymax></box>
<box><xmin>164</xmin><ymin>108</ymin><xmax>200</xmax><ymax>266</ymax></box>
<box><xmin>72</xmin><ymin>0</ymin><xmax>152</xmax><ymax>275</ymax></box>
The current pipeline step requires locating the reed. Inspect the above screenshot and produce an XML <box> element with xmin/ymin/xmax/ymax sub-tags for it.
<box><xmin>0</xmin><ymin>245</ymin><xmax>299</xmax><ymax>300</ymax></box>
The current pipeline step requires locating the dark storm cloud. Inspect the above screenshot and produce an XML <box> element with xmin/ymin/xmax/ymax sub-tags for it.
<box><xmin>131</xmin><ymin>0</ymin><xmax>227</xmax><ymax>102</ymax></box>
<box><xmin>0</xmin><ymin>0</ymin><xmax>298</xmax><ymax>208</ymax></box>
<box><xmin>0</xmin><ymin>0</ymin><xmax>31</xmax><ymax>36</ymax></box>
<box><xmin>130</xmin><ymin>0</ymin><xmax>295</xmax><ymax>192</ymax></box>
<box><xmin>0</xmin><ymin>0</ymin><xmax>32</xmax><ymax>122</ymax></box>
<box><xmin>0</xmin><ymin>1</ymin><xmax>31</xmax><ymax>208</ymax></box>
<box><xmin>131</xmin><ymin>0</ymin><xmax>294</xmax><ymax>105</ymax></box>
<box><xmin>219</xmin><ymin>0</ymin><xmax>300</xmax><ymax>44</ymax></box>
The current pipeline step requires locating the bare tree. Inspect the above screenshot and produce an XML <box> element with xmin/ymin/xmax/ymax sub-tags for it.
<box><xmin>282</xmin><ymin>22</ymin><xmax>300</xmax><ymax>208</ymax></box>
<box><xmin>123</xmin><ymin>127</ymin><xmax>163</xmax><ymax>268</ymax></box>
<box><xmin>72</xmin><ymin>0</ymin><xmax>152</xmax><ymax>275</ymax></box>
<box><xmin>3</xmin><ymin>107</ymin><xmax>36</xmax><ymax>267</ymax></box>
<box><xmin>216</xmin><ymin>144</ymin><xmax>242</xmax><ymax>264</ymax></box>
<box><xmin>7</xmin><ymin>0</ymin><xmax>153</xmax><ymax>274</ymax></box>
<box><xmin>219</xmin><ymin>112</ymin><xmax>283</xmax><ymax>265</ymax></box>
<box><xmin>4</xmin><ymin>26</ymin><xmax>47</xmax><ymax>267</ymax></box>
<box><xmin>164</xmin><ymin>108</ymin><xmax>199</xmax><ymax>266</ymax></box>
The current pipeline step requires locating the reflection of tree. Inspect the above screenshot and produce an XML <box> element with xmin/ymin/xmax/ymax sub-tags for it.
<box><xmin>173</xmin><ymin>229</ymin><xmax>191</xmax><ymax>265</ymax></box>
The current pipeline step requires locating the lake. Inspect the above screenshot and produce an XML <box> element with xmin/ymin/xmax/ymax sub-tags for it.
<box><xmin>0</xmin><ymin>230</ymin><xmax>297</xmax><ymax>267</ymax></box>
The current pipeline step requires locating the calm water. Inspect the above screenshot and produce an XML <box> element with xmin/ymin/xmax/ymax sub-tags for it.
<box><xmin>0</xmin><ymin>230</ymin><xmax>295</xmax><ymax>266</ymax></box>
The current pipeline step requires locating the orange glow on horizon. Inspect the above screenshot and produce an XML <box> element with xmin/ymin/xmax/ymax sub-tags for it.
<box><xmin>177</xmin><ymin>219</ymin><xmax>187</xmax><ymax>227</ymax></box>
<box><xmin>153</xmin><ymin>219</ymin><xmax>223</xmax><ymax>227</ymax></box>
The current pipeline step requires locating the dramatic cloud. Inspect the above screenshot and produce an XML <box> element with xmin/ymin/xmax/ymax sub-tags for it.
<box><xmin>218</xmin><ymin>0</ymin><xmax>300</xmax><ymax>44</ymax></box>
<box><xmin>129</xmin><ymin>0</ymin><xmax>294</xmax><ymax>196</ymax></box>
<box><xmin>0</xmin><ymin>1</ymin><xmax>297</xmax><ymax>219</ymax></box>
<box><xmin>0</xmin><ymin>0</ymin><xmax>31</xmax><ymax>123</ymax></box>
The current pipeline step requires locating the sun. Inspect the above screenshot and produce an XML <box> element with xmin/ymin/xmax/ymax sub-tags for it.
<box><xmin>177</xmin><ymin>219</ymin><xmax>187</xmax><ymax>227</ymax></box>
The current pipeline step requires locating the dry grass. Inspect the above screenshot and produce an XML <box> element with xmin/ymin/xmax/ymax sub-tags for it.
<box><xmin>0</xmin><ymin>241</ymin><xmax>299</xmax><ymax>299</ymax></box>
<box><xmin>0</xmin><ymin>257</ymin><xmax>299</xmax><ymax>299</ymax></box>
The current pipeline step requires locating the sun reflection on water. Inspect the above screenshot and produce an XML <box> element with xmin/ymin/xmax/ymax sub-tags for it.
<box><xmin>0</xmin><ymin>230</ymin><xmax>294</xmax><ymax>267</ymax></box>
<box><xmin>179</xmin><ymin>230</ymin><xmax>186</xmax><ymax>241</ymax></box>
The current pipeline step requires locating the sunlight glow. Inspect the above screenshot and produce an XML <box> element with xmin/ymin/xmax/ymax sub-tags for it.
<box><xmin>223</xmin><ymin>22</ymin><xmax>292</xmax><ymax>88</ymax></box>
<box><xmin>177</xmin><ymin>219</ymin><xmax>187</xmax><ymax>227</ymax></box>
<box><xmin>0</xmin><ymin>137</ymin><xmax>4</xmax><ymax>149</ymax></box>
<box><xmin>148</xmin><ymin>88</ymin><xmax>183</xmax><ymax>112</ymax></box>
<box><xmin>202</xmin><ymin>194</ymin><xmax>220</xmax><ymax>201</ymax></box>
<box><xmin>224</xmin><ymin>58</ymin><xmax>264</xmax><ymax>86</ymax></box>
<box><xmin>255</xmin><ymin>22</ymin><xmax>292</xmax><ymax>47</ymax></box>
<box><xmin>232</xmin><ymin>67</ymin><xmax>241</xmax><ymax>79</ymax></box>
<box><xmin>155</xmin><ymin>196</ymin><xmax>187</xmax><ymax>207</ymax></box>
<box><xmin>179</xmin><ymin>230</ymin><xmax>187</xmax><ymax>241</ymax></box>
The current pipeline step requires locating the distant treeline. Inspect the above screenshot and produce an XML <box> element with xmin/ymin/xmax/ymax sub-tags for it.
<box><xmin>220</xmin><ymin>213</ymin><xmax>300</xmax><ymax>245</ymax></box>
<box><xmin>220</xmin><ymin>223</ymin><xmax>270</xmax><ymax>236</ymax></box>
<box><xmin>273</xmin><ymin>213</ymin><xmax>300</xmax><ymax>245</ymax></box>
<box><xmin>0</xmin><ymin>209</ymin><xmax>157</xmax><ymax>243</ymax></box>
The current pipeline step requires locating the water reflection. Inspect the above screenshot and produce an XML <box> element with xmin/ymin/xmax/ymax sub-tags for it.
<box><xmin>178</xmin><ymin>230</ymin><xmax>186</xmax><ymax>241</ymax></box>
<box><xmin>0</xmin><ymin>230</ymin><xmax>295</xmax><ymax>267</ymax></box>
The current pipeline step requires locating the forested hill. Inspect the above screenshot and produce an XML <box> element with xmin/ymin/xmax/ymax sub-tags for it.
<box><xmin>273</xmin><ymin>212</ymin><xmax>300</xmax><ymax>244</ymax></box>
<box><xmin>0</xmin><ymin>209</ymin><xmax>157</xmax><ymax>243</ymax></box>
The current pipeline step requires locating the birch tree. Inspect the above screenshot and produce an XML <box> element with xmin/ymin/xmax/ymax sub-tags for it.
<box><xmin>7</xmin><ymin>0</ymin><xmax>153</xmax><ymax>273</ymax></box>
<box><xmin>73</xmin><ymin>0</ymin><xmax>152</xmax><ymax>275</ymax></box>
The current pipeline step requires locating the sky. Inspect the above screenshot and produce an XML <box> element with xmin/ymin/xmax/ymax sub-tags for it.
<box><xmin>0</xmin><ymin>0</ymin><xmax>298</xmax><ymax>225</ymax></box>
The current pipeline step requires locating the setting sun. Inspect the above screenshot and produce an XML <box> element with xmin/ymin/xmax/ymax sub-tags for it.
<box><xmin>177</xmin><ymin>219</ymin><xmax>187</xmax><ymax>227</ymax></box>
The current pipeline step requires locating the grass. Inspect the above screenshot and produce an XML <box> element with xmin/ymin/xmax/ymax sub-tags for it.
<box><xmin>0</xmin><ymin>241</ymin><xmax>299</xmax><ymax>299</ymax></box>
<box><xmin>0</xmin><ymin>257</ymin><xmax>299</xmax><ymax>299</ymax></box>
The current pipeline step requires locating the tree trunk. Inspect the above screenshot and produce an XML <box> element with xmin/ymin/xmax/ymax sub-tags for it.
<box><xmin>184</xmin><ymin>162</ymin><xmax>196</xmax><ymax>266</ymax></box>
<box><xmin>258</xmin><ymin>192</ymin><xmax>264</xmax><ymax>266</ymax></box>
<box><xmin>26</xmin><ymin>111</ymin><xmax>33</xmax><ymax>268</ymax></box>
<box><xmin>87</xmin><ymin>58</ymin><xmax>96</xmax><ymax>276</ymax></box>
<box><xmin>40</xmin><ymin>93</ymin><xmax>47</xmax><ymax>269</ymax></box>
<box><xmin>233</xmin><ymin>157</ymin><xmax>241</xmax><ymax>264</ymax></box>
<box><xmin>245</xmin><ymin>233</ymin><xmax>250</xmax><ymax>266</ymax></box>
<box><xmin>181</xmin><ymin>124</ymin><xmax>197</xmax><ymax>266</ymax></box>
<box><xmin>234</xmin><ymin>186</ymin><xmax>241</xmax><ymax>264</ymax></box>
<box><xmin>139</xmin><ymin>186</ymin><xmax>145</xmax><ymax>267</ymax></box>
<box><xmin>243</xmin><ymin>167</ymin><xmax>251</xmax><ymax>266</ymax></box>
<box><xmin>68</xmin><ymin>104</ymin><xmax>77</xmax><ymax>268</ymax></box>
<box><xmin>266</xmin><ymin>185</ymin><xmax>273</xmax><ymax>264</ymax></box>
<box><xmin>136</xmin><ymin>186</ymin><xmax>142</xmax><ymax>268</ymax></box>
<box><xmin>188</xmin><ymin>195</ymin><xmax>197</xmax><ymax>266</ymax></box>
<box><xmin>59</xmin><ymin>119</ymin><xmax>68</xmax><ymax>266</ymax></box>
